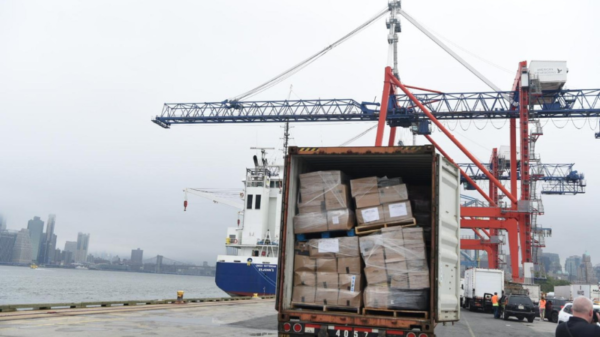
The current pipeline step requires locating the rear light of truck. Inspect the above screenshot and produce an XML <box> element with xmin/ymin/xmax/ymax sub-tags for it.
<box><xmin>418</xmin><ymin>334</ymin><xmax>429</xmax><ymax>337</ymax></box>
<box><xmin>282</xmin><ymin>323</ymin><xmax>291</xmax><ymax>332</ymax></box>
<box><xmin>293</xmin><ymin>323</ymin><xmax>302</xmax><ymax>333</ymax></box>
<box><xmin>406</xmin><ymin>333</ymin><xmax>416</xmax><ymax>337</ymax></box>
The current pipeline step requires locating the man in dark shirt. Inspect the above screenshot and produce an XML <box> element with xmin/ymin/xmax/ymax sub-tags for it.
<box><xmin>556</xmin><ymin>296</ymin><xmax>600</xmax><ymax>337</ymax></box>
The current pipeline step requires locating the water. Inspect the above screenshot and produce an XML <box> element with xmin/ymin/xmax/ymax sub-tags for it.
<box><xmin>0</xmin><ymin>265</ymin><xmax>227</xmax><ymax>305</ymax></box>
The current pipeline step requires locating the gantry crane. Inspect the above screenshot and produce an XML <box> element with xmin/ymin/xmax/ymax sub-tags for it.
<box><xmin>152</xmin><ymin>2</ymin><xmax>600</xmax><ymax>282</ymax></box>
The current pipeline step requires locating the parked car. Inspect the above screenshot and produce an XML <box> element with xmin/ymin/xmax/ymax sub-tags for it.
<box><xmin>558</xmin><ymin>303</ymin><xmax>600</xmax><ymax>325</ymax></box>
<box><xmin>545</xmin><ymin>297</ymin><xmax>570</xmax><ymax>323</ymax></box>
<box><xmin>501</xmin><ymin>294</ymin><xmax>536</xmax><ymax>322</ymax></box>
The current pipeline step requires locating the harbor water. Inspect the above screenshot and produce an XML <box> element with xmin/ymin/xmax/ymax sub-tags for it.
<box><xmin>0</xmin><ymin>265</ymin><xmax>227</xmax><ymax>305</ymax></box>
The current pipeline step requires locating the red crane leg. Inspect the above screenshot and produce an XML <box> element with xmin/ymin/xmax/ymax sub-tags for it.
<box><xmin>388</xmin><ymin>127</ymin><xmax>397</xmax><ymax>146</ymax></box>
<box><xmin>375</xmin><ymin>70</ymin><xmax>394</xmax><ymax>147</ymax></box>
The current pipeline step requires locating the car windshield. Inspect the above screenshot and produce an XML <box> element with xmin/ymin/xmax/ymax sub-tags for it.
<box><xmin>510</xmin><ymin>296</ymin><xmax>533</xmax><ymax>305</ymax></box>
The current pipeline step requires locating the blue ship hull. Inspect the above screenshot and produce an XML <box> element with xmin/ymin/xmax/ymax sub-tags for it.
<box><xmin>215</xmin><ymin>261</ymin><xmax>277</xmax><ymax>296</ymax></box>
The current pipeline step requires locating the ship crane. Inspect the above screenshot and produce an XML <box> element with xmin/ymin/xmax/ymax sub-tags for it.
<box><xmin>154</xmin><ymin>3</ymin><xmax>600</xmax><ymax>282</ymax></box>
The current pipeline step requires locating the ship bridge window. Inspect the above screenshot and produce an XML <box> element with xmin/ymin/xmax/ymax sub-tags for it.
<box><xmin>246</xmin><ymin>194</ymin><xmax>253</xmax><ymax>209</ymax></box>
<box><xmin>247</xmin><ymin>181</ymin><xmax>264</xmax><ymax>187</ymax></box>
<box><xmin>255</xmin><ymin>195</ymin><xmax>261</xmax><ymax>209</ymax></box>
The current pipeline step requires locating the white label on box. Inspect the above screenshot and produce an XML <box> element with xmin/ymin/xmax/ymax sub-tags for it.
<box><xmin>350</xmin><ymin>275</ymin><xmax>356</xmax><ymax>292</ymax></box>
<box><xmin>318</xmin><ymin>239</ymin><xmax>339</xmax><ymax>253</ymax></box>
<box><xmin>361</xmin><ymin>207</ymin><xmax>380</xmax><ymax>223</ymax></box>
<box><xmin>389</xmin><ymin>203</ymin><xmax>408</xmax><ymax>218</ymax></box>
<box><xmin>332</xmin><ymin>216</ymin><xmax>340</xmax><ymax>225</ymax></box>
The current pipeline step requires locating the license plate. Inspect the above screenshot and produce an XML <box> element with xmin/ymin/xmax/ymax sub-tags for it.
<box><xmin>518</xmin><ymin>305</ymin><xmax>524</xmax><ymax>309</ymax></box>
<box><xmin>328</xmin><ymin>327</ymin><xmax>377</xmax><ymax>337</ymax></box>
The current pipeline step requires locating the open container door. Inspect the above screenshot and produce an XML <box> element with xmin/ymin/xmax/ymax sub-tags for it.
<box><xmin>435</xmin><ymin>155</ymin><xmax>461</xmax><ymax>322</ymax></box>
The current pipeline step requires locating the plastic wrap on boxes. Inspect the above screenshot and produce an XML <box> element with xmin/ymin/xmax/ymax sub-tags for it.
<box><xmin>408</xmin><ymin>272</ymin><xmax>430</xmax><ymax>289</ymax></box>
<box><xmin>363</xmin><ymin>286</ymin><xmax>389</xmax><ymax>309</ymax></box>
<box><xmin>403</xmin><ymin>227</ymin><xmax>424</xmax><ymax>242</ymax></box>
<box><xmin>299</xmin><ymin>172</ymin><xmax>326</xmax><ymax>192</ymax></box>
<box><xmin>326</xmin><ymin>209</ymin><xmax>356</xmax><ymax>231</ymax></box>
<box><xmin>294</xmin><ymin>271</ymin><xmax>317</xmax><ymax>287</ymax></box>
<box><xmin>293</xmin><ymin>212</ymin><xmax>327</xmax><ymax>234</ymax></box>
<box><xmin>301</xmin><ymin>171</ymin><xmax>347</xmax><ymax>190</ymax></box>
<box><xmin>355</xmin><ymin>192</ymin><xmax>381</xmax><ymax>208</ymax></box>
<box><xmin>383</xmin><ymin>201</ymin><xmax>413</xmax><ymax>223</ymax></box>
<box><xmin>378</xmin><ymin>184</ymin><xmax>408</xmax><ymax>204</ymax></box>
<box><xmin>294</xmin><ymin>242</ymin><xmax>311</xmax><ymax>256</ymax></box>
<box><xmin>406</xmin><ymin>259</ymin><xmax>428</xmax><ymax>272</ymax></box>
<box><xmin>292</xmin><ymin>286</ymin><xmax>316</xmax><ymax>304</ymax></box>
<box><xmin>337</xmin><ymin>289</ymin><xmax>362</xmax><ymax>308</ymax></box>
<box><xmin>301</xmin><ymin>189</ymin><xmax>325</xmax><ymax>205</ymax></box>
<box><xmin>378</xmin><ymin>177</ymin><xmax>402</xmax><ymax>187</ymax></box>
<box><xmin>316</xmin><ymin>258</ymin><xmax>337</xmax><ymax>273</ymax></box>
<box><xmin>316</xmin><ymin>272</ymin><xmax>339</xmax><ymax>289</ymax></box>
<box><xmin>325</xmin><ymin>184</ymin><xmax>352</xmax><ymax>210</ymax></box>
<box><xmin>388</xmin><ymin>289</ymin><xmax>429</xmax><ymax>310</ymax></box>
<box><xmin>356</xmin><ymin>206</ymin><xmax>384</xmax><ymax>225</ymax></box>
<box><xmin>298</xmin><ymin>202</ymin><xmax>324</xmax><ymax>214</ymax></box>
<box><xmin>308</xmin><ymin>237</ymin><xmax>360</xmax><ymax>258</ymax></box>
<box><xmin>339</xmin><ymin>274</ymin><xmax>362</xmax><ymax>292</ymax></box>
<box><xmin>350</xmin><ymin>176</ymin><xmax>378</xmax><ymax>197</ymax></box>
<box><xmin>315</xmin><ymin>288</ymin><xmax>338</xmax><ymax>306</ymax></box>
<box><xmin>364</xmin><ymin>265</ymin><xmax>387</xmax><ymax>285</ymax></box>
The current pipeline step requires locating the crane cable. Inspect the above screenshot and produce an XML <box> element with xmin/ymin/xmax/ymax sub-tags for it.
<box><xmin>339</xmin><ymin>125</ymin><xmax>378</xmax><ymax>146</ymax></box>
<box><xmin>229</xmin><ymin>7</ymin><xmax>389</xmax><ymax>102</ymax></box>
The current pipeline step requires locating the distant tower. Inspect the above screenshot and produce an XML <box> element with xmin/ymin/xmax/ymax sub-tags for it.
<box><xmin>39</xmin><ymin>214</ymin><xmax>57</xmax><ymax>264</ymax></box>
<box><xmin>0</xmin><ymin>230</ymin><xmax>17</xmax><ymax>262</ymax></box>
<box><xmin>11</xmin><ymin>229</ymin><xmax>33</xmax><ymax>264</ymax></box>
<box><xmin>155</xmin><ymin>255</ymin><xmax>163</xmax><ymax>273</ymax></box>
<box><xmin>27</xmin><ymin>216</ymin><xmax>44</xmax><ymax>262</ymax></box>
<box><xmin>75</xmin><ymin>233</ymin><xmax>90</xmax><ymax>263</ymax></box>
<box><xmin>130</xmin><ymin>248</ymin><xmax>144</xmax><ymax>265</ymax></box>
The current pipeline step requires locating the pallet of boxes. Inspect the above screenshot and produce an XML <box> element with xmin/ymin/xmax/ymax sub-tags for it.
<box><xmin>292</xmin><ymin>171</ymin><xmax>363</xmax><ymax>313</ymax></box>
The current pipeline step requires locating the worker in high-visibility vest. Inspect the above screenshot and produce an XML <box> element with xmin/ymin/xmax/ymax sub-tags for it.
<box><xmin>492</xmin><ymin>292</ymin><xmax>500</xmax><ymax>319</ymax></box>
<box><xmin>539</xmin><ymin>297</ymin><xmax>547</xmax><ymax>321</ymax></box>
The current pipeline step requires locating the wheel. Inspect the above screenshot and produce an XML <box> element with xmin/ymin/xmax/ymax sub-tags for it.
<box><xmin>503</xmin><ymin>310</ymin><xmax>509</xmax><ymax>321</ymax></box>
<box><xmin>527</xmin><ymin>316</ymin><xmax>534</xmax><ymax>323</ymax></box>
<box><xmin>551</xmin><ymin>311</ymin><xmax>558</xmax><ymax>323</ymax></box>
<box><xmin>517</xmin><ymin>316</ymin><xmax>524</xmax><ymax>321</ymax></box>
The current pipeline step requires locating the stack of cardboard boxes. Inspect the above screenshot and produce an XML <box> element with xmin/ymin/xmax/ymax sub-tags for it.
<box><xmin>292</xmin><ymin>237</ymin><xmax>363</xmax><ymax>309</ymax></box>
<box><xmin>350</xmin><ymin>177</ymin><xmax>413</xmax><ymax>228</ymax></box>
<box><xmin>293</xmin><ymin>171</ymin><xmax>356</xmax><ymax>234</ymax></box>
<box><xmin>361</xmin><ymin>226</ymin><xmax>430</xmax><ymax>310</ymax></box>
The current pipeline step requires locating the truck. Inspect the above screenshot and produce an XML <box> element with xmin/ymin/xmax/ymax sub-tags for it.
<box><xmin>504</xmin><ymin>282</ymin><xmax>541</xmax><ymax>304</ymax></box>
<box><xmin>276</xmin><ymin>146</ymin><xmax>461</xmax><ymax>337</ymax></box>
<box><xmin>554</xmin><ymin>285</ymin><xmax>600</xmax><ymax>302</ymax></box>
<box><xmin>463</xmin><ymin>268</ymin><xmax>504</xmax><ymax>312</ymax></box>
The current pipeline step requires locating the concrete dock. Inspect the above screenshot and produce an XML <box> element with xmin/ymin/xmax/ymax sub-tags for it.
<box><xmin>0</xmin><ymin>299</ymin><xmax>558</xmax><ymax>337</ymax></box>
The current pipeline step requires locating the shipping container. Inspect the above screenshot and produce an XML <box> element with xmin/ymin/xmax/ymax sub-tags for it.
<box><xmin>276</xmin><ymin>146</ymin><xmax>460</xmax><ymax>336</ymax></box>
<box><xmin>463</xmin><ymin>268</ymin><xmax>504</xmax><ymax>312</ymax></box>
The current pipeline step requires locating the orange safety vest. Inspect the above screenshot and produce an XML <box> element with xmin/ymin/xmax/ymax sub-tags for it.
<box><xmin>492</xmin><ymin>295</ymin><xmax>499</xmax><ymax>305</ymax></box>
<box><xmin>540</xmin><ymin>299</ymin><xmax>546</xmax><ymax>308</ymax></box>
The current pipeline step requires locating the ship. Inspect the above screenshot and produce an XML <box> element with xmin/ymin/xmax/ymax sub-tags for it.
<box><xmin>186</xmin><ymin>148</ymin><xmax>281</xmax><ymax>296</ymax></box>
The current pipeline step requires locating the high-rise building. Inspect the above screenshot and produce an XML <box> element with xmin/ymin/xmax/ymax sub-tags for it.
<box><xmin>11</xmin><ymin>229</ymin><xmax>33</xmax><ymax>264</ymax></box>
<box><xmin>0</xmin><ymin>214</ymin><xmax>6</xmax><ymax>231</ymax></box>
<box><xmin>130</xmin><ymin>248</ymin><xmax>143</xmax><ymax>265</ymax></box>
<box><xmin>64</xmin><ymin>241</ymin><xmax>77</xmax><ymax>253</ymax></box>
<box><xmin>27</xmin><ymin>216</ymin><xmax>44</xmax><ymax>262</ymax></box>
<box><xmin>577</xmin><ymin>253</ymin><xmax>597</xmax><ymax>284</ymax></box>
<box><xmin>0</xmin><ymin>230</ymin><xmax>17</xmax><ymax>262</ymax></box>
<box><xmin>75</xmin><ymin>233</ymin><xmax>90</xmax><ymax>263</ymax></box>
<box><xmin>39</xmin><ymin>215</ymin><xmax>57</xmax><ymax>264</ymax></box>
<box><xmin>61</xmin><ymin>250</ymin><xmax>73</xmax><ymax>264</ymax></box>
<box><xmin>541</xmin><ymin>253</ymin><xmax>562</xmax><ymax>275</ymax></box>
<box><xmin>565</xmin><ymin>255</ymin><xmax>582</xmax><ymax>281</ymax></box>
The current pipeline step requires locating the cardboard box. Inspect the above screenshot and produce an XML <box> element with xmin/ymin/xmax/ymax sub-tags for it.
<box><xmin>356</xmin><ymin>206</ymin><xmax>384</xmax><ymax>225</ymax></box>
<box><xmin>364</xmin><ymin>265</ymin><xmax>388</xmax><ymax>285</ymax></box>
<box><xmin>408</xmin><ymin>271</ymin><xmax>430</xmax><ymax>289</ymax></box>
<box><xmin>320</xmin><ymin>170</ymin><xmax>348</xmax><ymax>187</ymax></box>
<box><xmin>300</xmin><ymin>189</ymin><xmax>325</xmax><ymax>205</ymax></box>
<box><xmin>385</xmin><ymin>260</ymin><xmax>408</xmax><ymax>275</ymax></box>
<box><xmin>316</xmin><ymin>272</ymin><xmax>339</xmax><ymax>289</ymax></box>
<box><xmin>364</xmin><ymin>286</ymin><xmax>389</xmax><ymax>309</ymax></box>
<box><xmin>337</xmin><ymin>257</ymin><xmax>361</xmax><ymax>274</ymax></box>
<box><xmin>292</xmin><ymin>286</ymin><xmax>316</xmax><ymax>304</ymax></box>
<box><xmin>405</xmin><ymin>243</ymin><xmax>427</xmax><ymax>260</ymax></box>
<box><xmin>383</xmin><ymin>244</ymin><xmax>406</xmax><ymax>263</ymax></box>
<box><xmin>316</xmin><ymin>258</ymin><xmax>337</xmax><ymax>273</ymax></box>
<box><xmin>294</xmin><ymin>254</ymin><xmax>315</xmax><ymax>272</ymax></box>
<box><xmin>293</xmin><ymin>212</ymin><xmax>327</xmax><ymax>234</ymax></box>
<box><xmin>325</xmin><ymin>184</ymin><xmax>352</xmax><ymax>210</ymax></box>
<box><xmin>338</xmin><ymin>289</ymin><xmax>362</xmax><ymax>308</ymax></box>
<box><xmin>378</xmin><ymin>177</ymin><xmax>402</xmax><ymax>187</ymax></box>
<box><xmin>294</xmin><ymin>242</ymin><xmax>311</xmax><ymax>256</ymax></box>
<box><xmin>336</xmin><ymin>236</ymin><xmax>360</xmax><ymax>258</ymax></box>
<box><xmin>381</xmin><ymin>227</ymin><xmax>403</xmax><ymax>240</ymax></box>
<box><xmin>407</xmin><ymin>259</ymin><xmax>428</xmax><ymax>272</ymax></box>
<box><xmin>383</xmin><ymin>201</ymin><xmax>413</xmax><ymax>223</ymax></box>
<box><xmin>315</xmin><ymin>288</ymin><xmax>338</xmax><ymax>306</ymax></box>
<box><xmin>326</xmin><ymin>209</ymin><xmax>355</xmax><ymax>231</ymax></box>
<box><xmin>355</xmin><ymin>193</ymin><xmax>381</xmax><ymax>209</ymax></box>
<box><xmin>350</xmin><ymin>176</ymin><xmax>378</xmax><ymax>197</ymax></box>
<box><xmin>403</xmin><ymin>227</ymin><xmax>424</xmax><ymax>242</ymax></box>
<box><xmin>339</xmin><ymin>274</ymin><xmax>362</xmax><ymax>292</ymax></box>
<box><xmin>378</xmin><ymin>184</ymin><xmax>408</xmax><ymax>204</ymax></box>
<box><xmin>308</xmin><ymin>239</ymin><xmax>336</xmax><ymax>259</ymax></box>
<box><xmin>298</xmin><ymin>202</ymin><xmax>325</xmax><ymax>214</ymax></box>
<box><xmin>294</xmin><ymin>271</ymin><xmax>317</xmax><ymax>287</ymax></box>
<box><xmin>299</xmin><ymin>172</ymin><xmax>326</xmax><ymax>191</ymax></box>
<box><xmin>390</xmin><ymin>273</ymin><xmax>409</xmax><ymax>289</ymax></box>
<box><xmin>359</xmin><ymin>235</ymin><xmax>383</xmax><ymax>255</ymax></box>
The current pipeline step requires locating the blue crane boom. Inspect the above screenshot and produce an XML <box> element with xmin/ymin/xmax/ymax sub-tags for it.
<box><xmin>152</xmin><ymin>89</ymin><xmax>600</xmax><ymax>129</ymax></box>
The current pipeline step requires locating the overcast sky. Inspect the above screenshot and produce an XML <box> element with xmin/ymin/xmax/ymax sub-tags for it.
<box><xmin>1</xmin><ymin>1</ymin><xmax>599</xmax><ymax>267</ymax></box>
